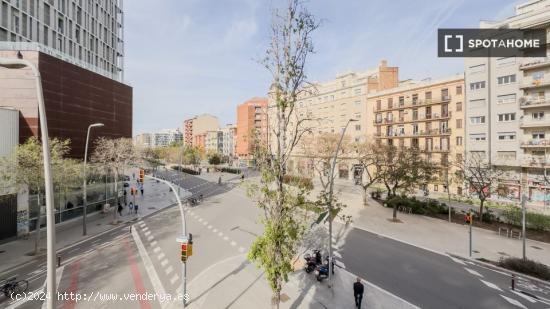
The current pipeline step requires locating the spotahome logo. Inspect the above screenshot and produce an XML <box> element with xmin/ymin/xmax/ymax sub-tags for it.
<box><xmin>438</xmin><ymin>29</ymin><xmax>546</xmax><ymax>57</ymax></box>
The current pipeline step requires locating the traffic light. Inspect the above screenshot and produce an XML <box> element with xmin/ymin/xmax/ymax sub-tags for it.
<box><xmin>181</xmin><ymin>243</ymin><xmax>188</xmax><ymax>262</ymax></box>
<box><xmin>139</xmin><ymin>169</ymin><xmax>145</xmax><ymax>183</ymax></box>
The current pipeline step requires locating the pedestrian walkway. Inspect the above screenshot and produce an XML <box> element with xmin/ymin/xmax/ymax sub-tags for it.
<box><xmin>329</xmin><ymin>185</ymin><xmax>550</xmax><ymax>267</ymax></box>
<box><xmin>179</xmin><ymin>253</ymin><xmax>417</xmax><ymax>309</ymax></box>
<box><xmin>0</xmin><ymin>173</ymin><xmax>188</xmax><ymax>275</ymax></box>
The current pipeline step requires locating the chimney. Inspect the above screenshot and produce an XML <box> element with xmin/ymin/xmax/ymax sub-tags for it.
<box><xmin>379</xmin><ymin>59</ymin><xmax>388</xmax><ymax>68</ymax></box>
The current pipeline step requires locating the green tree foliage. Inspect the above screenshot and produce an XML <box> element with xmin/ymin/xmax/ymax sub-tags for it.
<box><xmin>207</xmin><ymin>152</ymin><xmax>221</xmax><ymax>165</ymax></box>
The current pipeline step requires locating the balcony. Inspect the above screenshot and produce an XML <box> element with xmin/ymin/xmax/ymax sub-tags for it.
<box><xmin>520</xmin><ymin>76</ymin><xmax>550</xmax><ymax>90</ymax></box>
<box><xmin>519</xmin><ymin>97</ymin><xmax>550</xmax><ymax>109</ymax></box>
<box><xmin>523</xmin><ymin>155</ymin><xmax>550</xmax><ymax>168</ymax></box>
<box><xmin>520</xmin><ymin>58</ymin><xmax>550</xmax><ymax>71</ymax></box>
<box><xmin>421</xmin><ymin>145</ymin><xmax>450</xmax><ymax>153</ymax></box>
<box><xmin>521</xmin><ymin>139</ymin><xmax>550</xmax><ymax>148</ymax></box>
<box><xmin>520</xmin><ymin>118</ymin><xmax>550</xmax><ymax>128</ymax></box>
<box><xmin>375</xmin><ymin>112</ymin><xmax>452</xmax><ymax>125</ymax></box>
<box><xmin>375</xmin><ymin>128</ymin><xmax>452</xmax><ymax>138</ymax></box>
<box><xmin>373</xmin><ymin>95</ymin><xmax>453</xmax><ymax>113</ymax></box>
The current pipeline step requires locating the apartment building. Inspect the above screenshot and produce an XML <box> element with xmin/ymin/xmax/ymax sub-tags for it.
<box><xmin>369</xmin><ymin>75</ymin><xmax>465</xmax><ymax>194</ymax></box>
<box><xmin>0</xmin><ymin>0</ymin><xmax>125</xmax><ymax>81</ymax></box>
<box><xmin>205</xmin><ymin>130</ymin><xmax>223</xmax><ymax>153</ymax></box>
<box><xmin>183</xmin><ymin>114</ymin><xmax>219</xmax><ymax>147</ymax></box>
<box><xmin>236</xmin><ymin>97</ymin><xmax>268</xmax><ymax>164</ymax></box>
<box><xmin>221</xmin><ymin>124</ymin><xmax>236</xmax><ymax>159</ymax></box>
<box><xmin>133</xmin><ymin>133</ymin><xmax>152</xmax><ymax>148</ymax></box>
<box><xmin>271</xmin><ymin>60</ymin><xmax>399</xmax><ymax>179</ymax></box>
<box><xmin>465</xmin><ymin>0</ymin><xmax>550</xmax><ymax>205</ymax></box>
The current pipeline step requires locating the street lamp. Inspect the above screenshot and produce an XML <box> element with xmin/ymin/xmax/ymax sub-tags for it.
<box><xmin>83</xmin><ymin>123</ymin><xmax>104</xmax><ymax>236</ymax></box>
<box><xmin>0</xmin><ymin>57</ymin><xmax>56</xmax><ymax>309</ymax></box>
<box><xmin>327</xmin><ymin>118</ymin><xmax>358</xmax><ymax>288</ymax></box>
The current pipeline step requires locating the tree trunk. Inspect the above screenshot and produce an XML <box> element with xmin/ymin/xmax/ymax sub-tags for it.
<box><xmin>362</xmin><ymin>186</ymin><xmax>368</xmax><ymax>206</ymax></box>
<box><xmin>479</xmin><ymin>198</ymin><xmax>484</xmax><ymax>223</ymax></box>
<box><xmin>113</xmin><ymin>170</ymin><xmax>119</xmax><ymax>224</ymax></box>
<box><xmin>392</xmin><ymin>203</ymin><xmax>398</xmax><ymax>220</ymax></box>
<box><xmin>34</xmin><ymin>189</ymin><xmax>41</xmax><ymax>255</ymax></box>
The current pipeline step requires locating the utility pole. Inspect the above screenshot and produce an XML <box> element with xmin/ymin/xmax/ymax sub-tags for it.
<box><xmin>521</xmin><ymin>193</ymin><xmax>527</xmax><ymax>261</ymax></box>
<box><xmin>83</xmin><ymin>123</ymin><xmax>104</xmax><ymax>236</ymax></box>
<box><xmin>469</xmin><ymin>210</ymin><xmax>473</xmax><ymax>257</ymax></box>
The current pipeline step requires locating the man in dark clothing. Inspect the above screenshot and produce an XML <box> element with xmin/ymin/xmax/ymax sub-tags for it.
<box><xmin>353</xmin><ymin>277</ymin><xmax>364</xmax><ymax>308</ymax></box>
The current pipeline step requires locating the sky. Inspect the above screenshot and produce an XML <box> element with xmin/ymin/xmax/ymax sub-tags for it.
<box><xmin>125</xmin><ymin>0</ymin><xmax>525</xmax><ymax>135</ymax></box>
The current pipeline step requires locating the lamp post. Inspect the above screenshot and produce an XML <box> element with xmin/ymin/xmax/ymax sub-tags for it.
<box><xmin>327</xmin><ymin>118</ymin><xmax>358</xmax><ymax>288</ymax></box>
<box><xmin>0</xmin><ymin>57</ymin><xmax>56</xmax><ymax>309</ymax></box>
<box><xmin>83</xmin><ymin>123</ymin><xmax>104</xmax><ymax>236</ymax></box>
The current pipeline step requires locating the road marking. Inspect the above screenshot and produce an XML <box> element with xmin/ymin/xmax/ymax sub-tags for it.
<box><xmin>207</xmin><ymin>225</ymin><xmax>212</xmax><ymax>229</ymax></box>
<box><xmin>333</xmin><ymin>251</ymin><xmax>342</xmax><ymax>258</ymax></box>
<box><xmin>148</xmin><ymin>236</ymin><xmax>154</xmax><ymax>241</ymax></box>
<box><xmin>144</xmin><ymin>231</ymin><xmax>151</xmax><ymax>236</ymax></box>
<box><xmin>170</xmin><ymin>274</ymin><xmax>179</xmax><ymax>285</ymax></box>
<box><xmin>131</xmin><ymin>225</ymin><xmax>168</xmax><ymax>309</ymax></box>
<box><xmin>198</xmin><ymin>218</ymin><xmax>203</xmax><ymax>222</ymax></box>
<box><xmin>480</xmin><ymin>279</ymin><xmax>503</xmax><ymax>292</ymax></box>
<box><xmin>218</xmin><ymin>232</ymin><xmax>223</xmax><ymax>237</ymax></box>
<box><xmin>165</xmin><ymin>266</ymin><xmax>173</xmax><ymax>275</ymax></box>
<box><xmin>150</xmin><ymin>241</ymin><xmax>158</xmax><ymax>246</ymax></box>
<box><xmin>511</xmin><ymin>290</ymin><xmax>536</xmax><ymax>303</ymax></box>
<box><xmin>464</xmin><ymin>267</ymin><xmax>483</xmax><ymax>277</ymax></box>
<box><xmin>223</xmin><ymin>236</ymin><xmax>229</xmax><ymax>241</ymax></box>
<box><xmin>449</xmin><ymin>256</ymin><xmax>467</xmax><ymax>265</ymax></box>
<box><xmin>500</xmin><ymin>295</ymin><xmax>528</xmax><ymax>308</ymax></box>
<box><xmin>203</xmin><ymin>221</ymin><xmax>208</xmax><ymax>226</ymax></box>
<box><xmin>238</xmin><ymin>247</ymin><xmax>245</xmax><ymax>253</ymax></box>
<box><xmin>213</xmin><ymin>228</ymin><xmax>218</xmax><ymax>233</ymax></box>
<box><xmin>142</xmin><ymin>226</ymin><xmax>149</xmax><ymax>232</ymax></box>
<box><xmin>230</xmin><ymin>241</ymin><xmax>236</xmax><ymax>246</ymax></box>
<box><xmin>153</xmin><ymin>247</ymin><xmax>161</xmax><ymax>253</ymax></box>
<box><xmin>161</xmin><ymin>259</ymin><xmax>168</xmax><ymax>267</ymax></box>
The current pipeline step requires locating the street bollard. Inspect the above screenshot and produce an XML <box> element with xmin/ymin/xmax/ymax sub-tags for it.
<box><xmin>57</xmin><ymin>254</ymin><xmax>61</xmax><ymax>267</ymax></box>
<box><xmin>511</xmin><ymin>274</ymin><xmax>515</xmax><ymax>290</ymax></box>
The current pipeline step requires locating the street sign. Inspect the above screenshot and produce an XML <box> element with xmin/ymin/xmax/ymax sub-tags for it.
<box><xmin>176</xmin><ymin>235</ymin><xmax>188</xmax><ymax>243</ymax></box>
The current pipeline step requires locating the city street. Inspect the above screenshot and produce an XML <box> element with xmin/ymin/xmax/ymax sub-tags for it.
<box><xmin>2</xmin><ymin>170</ymin><xmax>548</xmax><ymax>308</ymax></box>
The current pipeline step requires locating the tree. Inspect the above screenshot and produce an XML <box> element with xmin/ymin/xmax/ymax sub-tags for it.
<box><xmin>208</xmin><ymin>152</ymin><xmax>221</xmax><ymax>165</ymax></box>
<box><xmin>91</xmin><ymin>137</ymin><xmax>139</xmax><ymax>224</ymax></box>
<box><xmin>247</xmin><ymin>1</ymin><xmax>319</xmax><ymax>307</ymax></box>
<box><xmin>141</xmin><ymin>147</ymin><xmax>163</xmax><ymax>176</ymax></box>
<box><xmin>301</xmin><ymin>133</ymin><xmax>351</xmax><ymax>220</ymax></box>
<box><xmin>455</xmin><ymin>152</ymin><xmax>504</xmax><ymax>222</ymax></box>
<box><xmin>0</xmin><ymin>137</ymin><xmax>73</xmax><ymax>255</ymax></box>
<box><xmin>379</xmin><ymin>145</ymin><xmax>435</xmax><ymax>220</ymax></box>
<box><xmin>355</xmin><ymin>140</ymin><xmax>385</xmax><ymax>206</ymax></box>
<box><xmin>182</xmin><ymin>146</ymin><xmax>202</xmax><ymax>166</ymax></box>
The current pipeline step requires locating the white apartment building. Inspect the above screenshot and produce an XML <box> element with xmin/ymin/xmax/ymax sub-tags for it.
<box><xmin>0</xmin><ymin>0</ymin><xmax>125</xmax><ymax>81</ymax></box>
<box><xmin>205</xmin><ymin>130</ymin><xmax>222</xmax><ymax>153</ymax></box>
<box><xmin>221</xmin><ymin>124</ymin><xmax>236</xmax><ymax>158</ymax></box>
<box><xmin>134</xmin><ymin>129</ymin><xmax>182</xmax><ymax>148</ymax></box>
<box><xmin>465</xmin><ymin>0</ymin><xmax>550</xmax><ymax>207</ymax></box>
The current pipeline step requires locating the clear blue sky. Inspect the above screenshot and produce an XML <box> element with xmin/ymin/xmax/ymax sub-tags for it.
<box><xmin>125</xmin><ymin>0</ymin><xmax>523</xmax><ymax>134</ymax></box>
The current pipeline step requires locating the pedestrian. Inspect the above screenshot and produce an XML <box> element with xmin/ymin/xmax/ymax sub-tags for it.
<box><xmin>218</xmin><ymin>176</ymin><xmax>222</xmax><ymax>185</ymax></box>
<box><xmin>117</xmin><ymin>202</ymin><xmax>123</xmax><ymax>216</ymax></box>
<box><xmin>353</xmin><ymin>277</ymin><xmax>364</xmax><ymax>309</ymax></box>
<box><xmin>128</xmin><ymin>202</ymin><xmax>134</xmax><ymax>215</ymax></box>
<box><xmin>241</xmin><ymin>174</ymin><xmax>245</xmax><ymax>181</ymax></box>
<box><xmin>134</xmin><ymin>204</ymin><xmax>139</xmax><ymax>215</ymax></box>
<box><xmin>140</xmin><ymin>186</ymin><xmax>144</xmax><ymax>196</ymax></box>
<box><xmin>132</xmin><ymin>172</ymin><xmax>135</xmax><ymax>179</ymax></box>
<box><xmin>464</xmin><ymin>213</ymin><xmax>469</xmax><ymax>225</ymax></box>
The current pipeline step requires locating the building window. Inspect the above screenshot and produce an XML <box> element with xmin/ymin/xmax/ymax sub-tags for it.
<box><xmin>470</xmin><ymin>133</ymin><xmax>486</xmax><ymax>141</ymax></box>
<box><xmin>469</xmin><ymin>64</ymin><xmax>486</xmax><ymax>74</ymax></box>
<box><xmin>12</xmin><ymin>14</ymin><xmax>20</xmax><ymax>33</ymax></box>
<box><xmin>354</xmin><ymin>88</ymin><xmax>361</xmax><ymax>95</ymax></box>
<box><xmin>496</xmin><ymin>57</ymin><xmax>516</xmax><ymax>66</ymax></box>
<box><xmin>532</xmin><ymin>111</ymin><xmax>545</xmax><ymax>120</ymax></box>
<box><xmin>497</xmin><ymin>113</ymin><xmax>516</xmax><ymax>122</ymax></box>
<box><xmin>470</xmin><ymin>81</ymin><xmax>486</xmax><ymax>91</ymax></box>
<box><xmin>456</xmin><ymin>102</ymin><xmax>462</xmax><ymax>111</ymax></box>
<box><xmin>532</xmin><ymin>132</ymin><xmax>545</xmax><ymax>140</ymax></box>
<box><xmin>469</xmin><ymin>99</ymin><xmax>486</xmax><ymax>109</ymax></box>
<box><xmin>470</xmin><ymin>116</ymin><xmax>486</xmax><ymax>124</ymax></box>
<box><xmin>456</xmin><ymin>119</ymin><xmax>462</xmax><ymax>129</ymax></box>
<box><xmin>399</xmin><ymin>96</ymin><xmax>405</xmax><ymax>106</ymax></box>
<box><xmin>412</xmin><ymin>94</ymin><xmax>418</xmax><ymax>105</ymax></box>
<box><xmin>355</xmin><ymin>125</ymin><xmax>361</xmax><ymax>131</ymax></box>
<box><xmin>497</xmin><ymin>94</ymin><xmax>516</xmax><ymax>105</ymax></box>
<box><xmin>497</xmin><ymin>151</ymin><xmax>517</xmax><ymax>160</ymax></box>
<box><xmin>354</xmin><ymin>100</ymin><xmax>361</xmax><ymax>106</ymax></box>
<box><xmin>456</xmin><ymin>85</ymin><xmax>462</xmax><ymax>95</ymax></box>
<box><xmin>497</xmin><ymin>74</ymin><xmax>516</xmax><ymax>85</ymax></box>
<box><xmin>497</xmin><ymin>132</ymin><xmax>516</xmax><ymax>140</ymax></box>
<box><xmin>456</xmin><ymin>136</ymin><xmax>463</xmax><ymax>146</ymax></box>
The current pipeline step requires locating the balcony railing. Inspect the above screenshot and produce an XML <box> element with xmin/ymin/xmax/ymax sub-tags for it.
<box><xmin>520</xmin><ymin>118</ymin><xmax>550</xmax><ymax>128</ymax></box>
<box><xmin>374</xmin><ymin>112</ymin><xmax>452</xmax><ymax>125</ymax></box>
<box><xmin>375</xmin><ymin>128</ymin><xmax>452</xmax><ymax>138</ymax></box>
<box><xmin>421</xmin><ymin>145</ymin><xmax>450</xmax><ymax>153</ymax></box>
<box><xmin>521</xmin><ymin>76</ymin><xmax>550</xmax><ymax>90</ymax></box>
<box><xmin>521</xmin><ymin>139</ymin><xmax>550</xmax><ymax>147</ymax></box>
<box><xmin>520</xmin><ymin>58</ymin><xmax>550</xmax><ymax>70</ymax></box>
<box><xmin>519</xmin><ymin>97</ymin><xmax>550</xmax><ymax>108</ymax></box>
<box><xmin>374</xmin><ymin>95</ymin><xmax>453</xmax><ymax>112</ymax></box>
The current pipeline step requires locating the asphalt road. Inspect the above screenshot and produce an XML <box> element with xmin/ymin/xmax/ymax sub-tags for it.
<box><xmin>339</xmin><ymin>226</ymin><xmax>550</xmax><ymax>309</ymax></box>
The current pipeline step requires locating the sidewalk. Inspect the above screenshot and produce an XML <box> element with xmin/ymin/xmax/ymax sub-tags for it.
<box><xmin>329</xmin><ymin>184</ymin><xmax>550</xmax><ymax>267</ymax></box>
<box><xmin>0</xmin><ymin>173</ymin><xmax>188</xmax><ymax>275</ymax></box>
<box><xmin>179</xmin><ymin>253</ymin><xmax>417</xmax><ymax>309</ymax></box>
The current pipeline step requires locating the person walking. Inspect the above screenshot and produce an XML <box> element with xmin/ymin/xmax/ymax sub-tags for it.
<box><xmin>353</xmin><ymin>277</ymin><xmax>364</xmax><ymax>309</ymax></box>
<box><xmin>117</xmin><ymin>202</ymin><xmax>123</xmax><ymax>217</ymax></box>
<box><xmin>140</xmin><ymin>185</ymin><xmax>144</xmax><ymax>196</ymax></box>
<box><xmin>134</xmin><ymin>203</ymin><xmax>139</xmax><ymax>215</ymax></box>
<box><xmin>128</xmin><ymin>202</ymin><xmax>134</xmax><ymax>215</ymax></box>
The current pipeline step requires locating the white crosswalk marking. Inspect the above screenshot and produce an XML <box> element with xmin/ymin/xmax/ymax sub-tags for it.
<box><xmin>148</xmin><ymin>235</ymin><xmax>154</xmax><ymax>241</ymax></box>
<box><xmin>511</xmin><ymin>291</ymin><xmax>536</xmax><ymax>303</ymax></box>
<box><xmin>154</xmin><ymin>247</ymin><xmax>161</xmax><ymax>253</ymax></box>
<box><xmin>170</xmin><ymin>274</ymin><xmax>179</xmax><ymax>285</ymax></box>
<box><xmin>157</xmin><ymin>253</ymin><xmax>165</xmax><ymax>260</ymax></box>
<box><xmin>230</xmin><ymin>241</ymin><xmax>237</xmax><ymax>246</ymax></box>
<box><xmin>500</xmin><ymin>295</ymin><xmax>528</xmax><ymax>308</ymax></box>
<box><xmin>238</xmin><ymin>247</ymin><xmax>246</xmax><ymax>253</ymax></box>
<box><xmin>165</xmin><ymin>266</ymin><xmax>173</xmax><ymax>275</ymax></box>
<box><xmin>150</xmin><ymin>240</ymin><xmax>158</xmax><ymax>246</ymax></box>
<box><xmin>144</xmin><ymin>231</ymin><xmax>151</xmax><ymax>236</ymax></box>
<box><xmin>161</xmin><ymin>259</ymin><xmax>168</xmax><ymax>267</ymax></box>
<box><xmin>449</xmin><ymin>256</ymin><xmax>466</xmax><ymax>265</ymax></box>
<box><xmin>480</xmin><ymin>280</ymin><xmax>503</xmax><ymax>292</ymax></box>
<box><xmin>464</xmin><ymin>267</ymin><xmax>483</xmax><ymax>277</ymax></box>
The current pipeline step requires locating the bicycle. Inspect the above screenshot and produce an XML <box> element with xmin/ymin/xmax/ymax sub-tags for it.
<box><xmin>0</xmin><ymin>277</ymin><xmax>28</xmax><ymax>298</ymax></box>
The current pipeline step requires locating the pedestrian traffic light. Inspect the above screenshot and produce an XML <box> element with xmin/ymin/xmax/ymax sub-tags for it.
<box><xmin>139</xmin><ymin>169</ymin><xmax>145</xmax><ymax>183</ymax></box>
